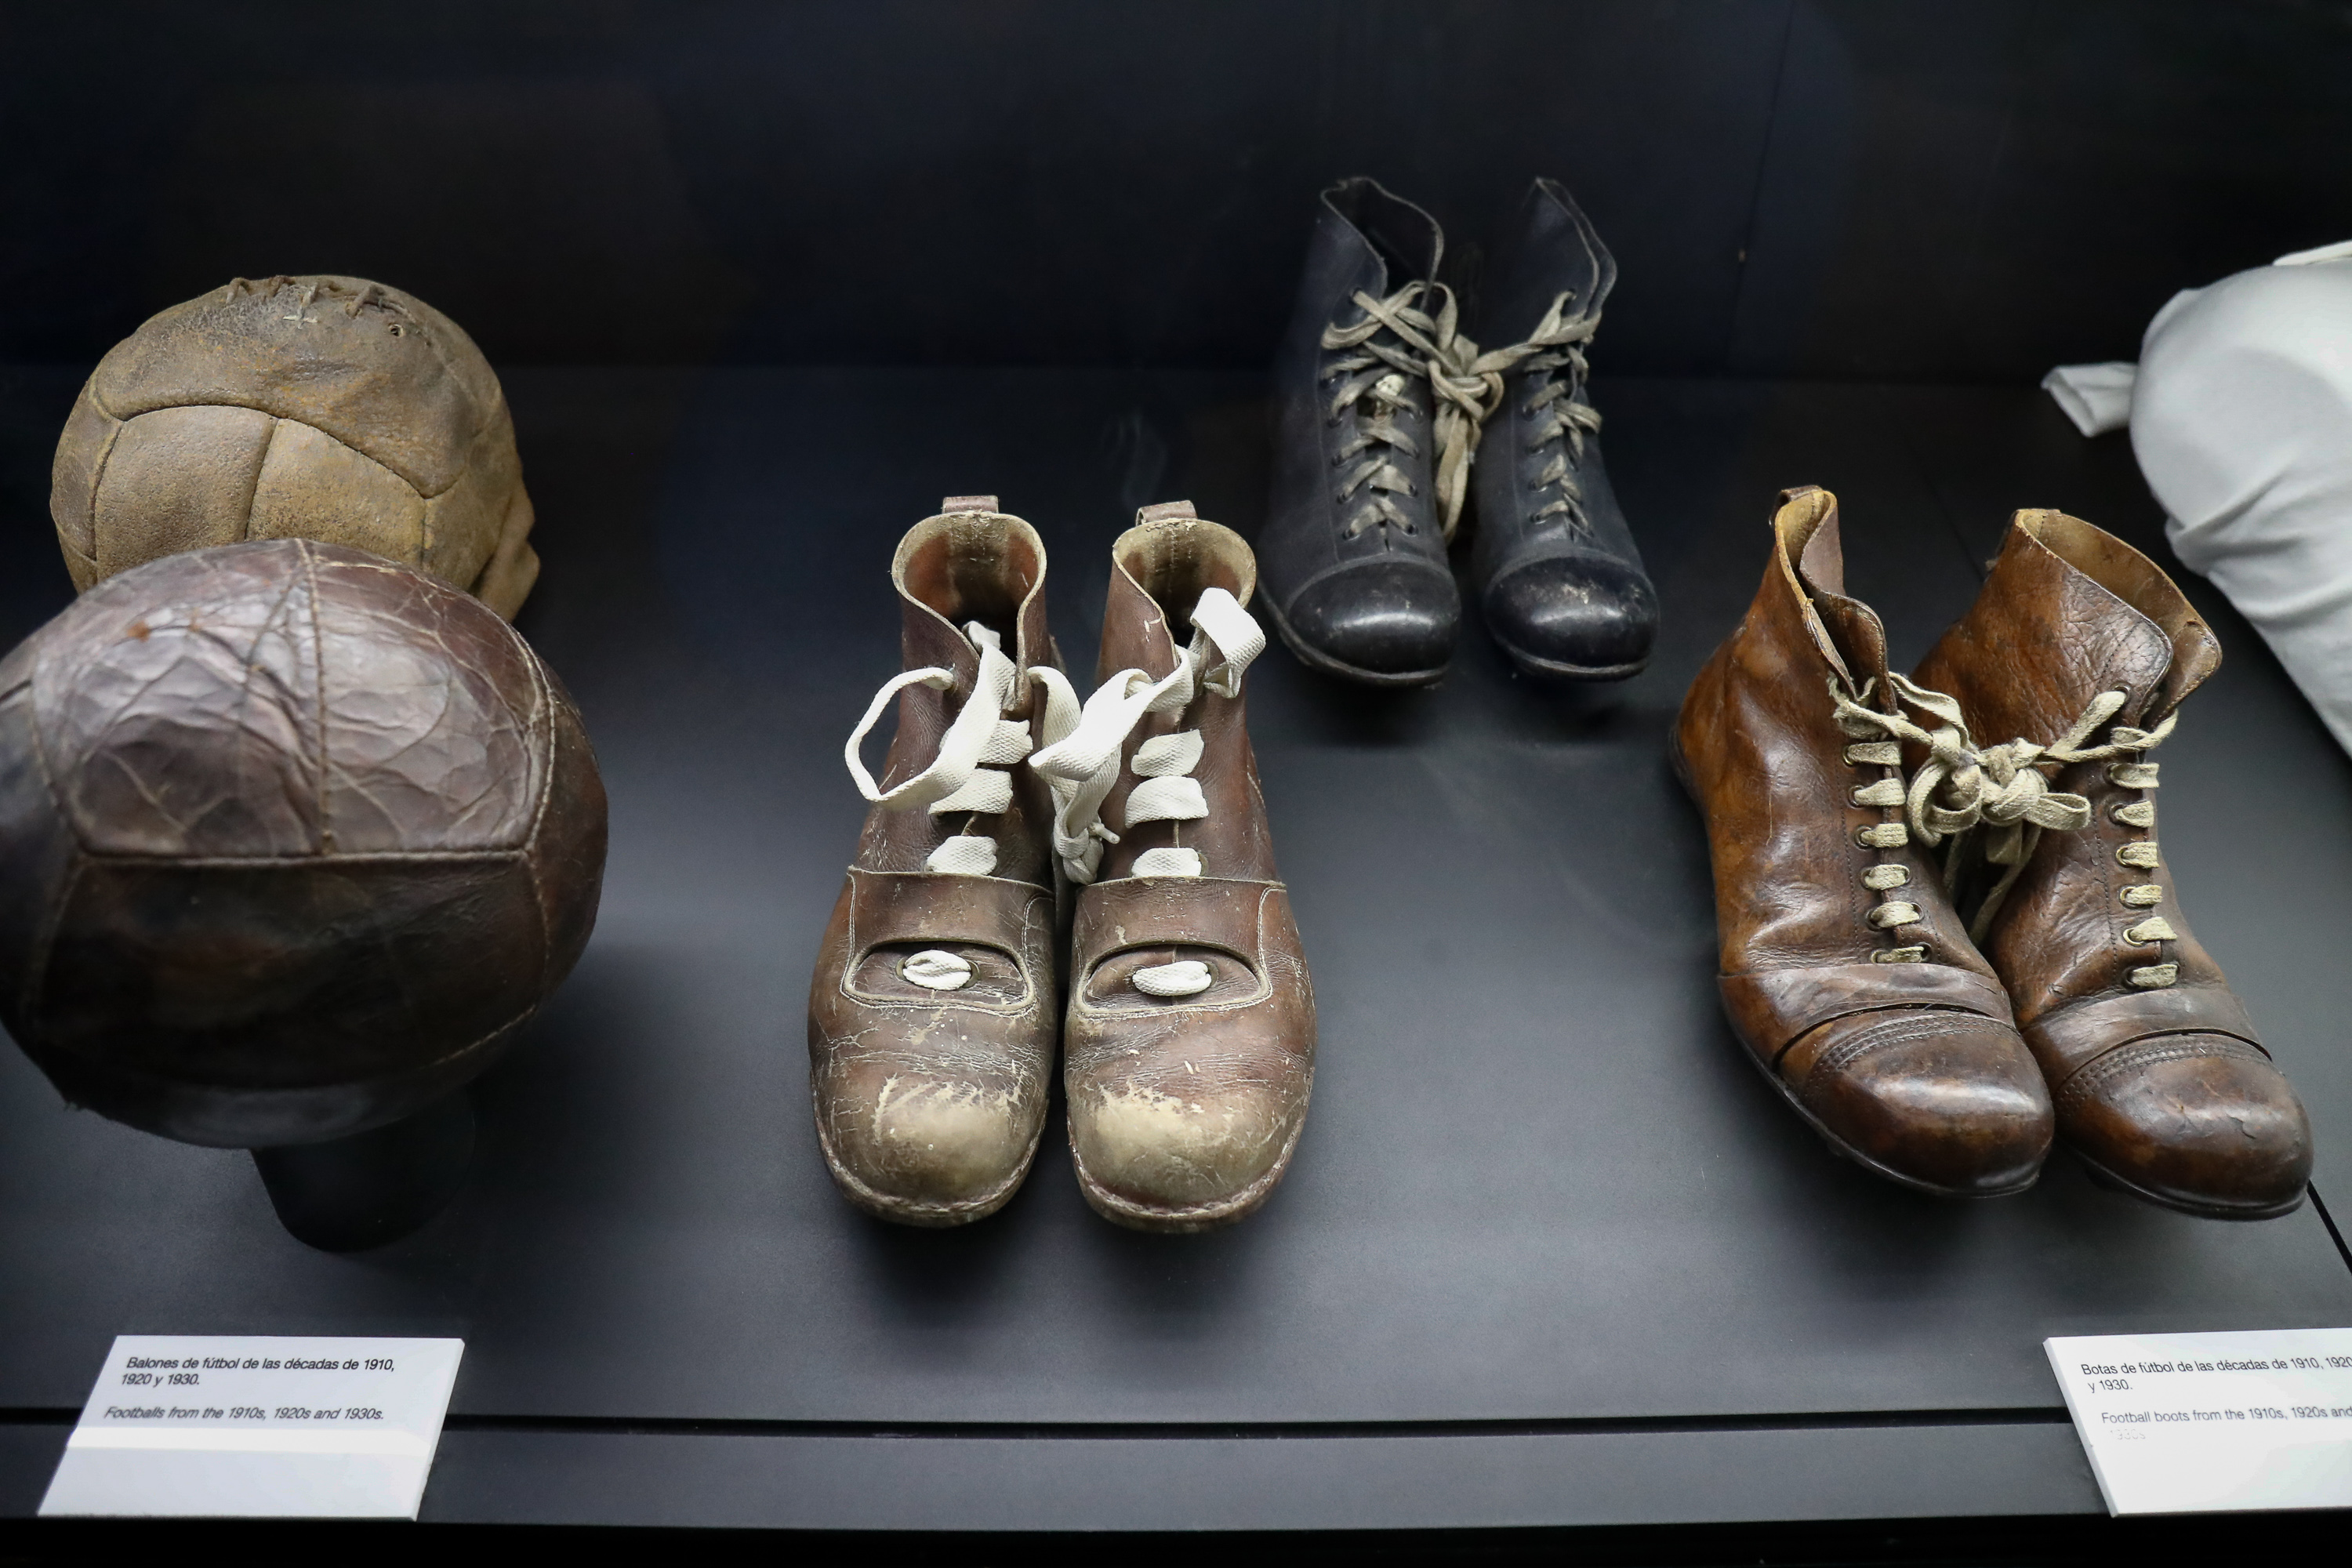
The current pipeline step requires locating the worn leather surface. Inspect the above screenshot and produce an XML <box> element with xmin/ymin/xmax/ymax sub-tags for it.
<box><xmin>0</xmin><ymin>539</ymin><xmax>605</xmax><ymax>1148</ymax></box>
<box><xmin>1914</xmin><ymin>511</ymin><xmax>2313</xmax><ymax>1216</ymax></box>
<box><xmin>806</xmin><ymin>504</ymin><xmax>1061</xmax><ymax>1226</ymax></box>
<box><xmin>1258</xmin><ymin>179</ymin><xmax>1459</xmax><ymax>684</ymax></box>
<box><xmin>1468</xmin><ymin>180</ymin><xmax>1657</xmax><ymax>680</ymax></box>
<box><xmin>1065</xmin><ymin>510</ymin><xmax>1316</xmax><ymax>1230</ymax></box>
<box><xmin>51</xmin><ymin>275</ymin><xmax>539</xmax><ymax>617</ymax></box>
<box><xmin>1675</xmin><ymin>488</ymin><xmax>2051</xmax><ymax>1196</ymax></box>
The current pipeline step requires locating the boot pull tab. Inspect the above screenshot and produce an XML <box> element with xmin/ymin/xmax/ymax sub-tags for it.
<box><xmin>941</xmin><ymin>495</ymin><xmax>999</xmax><ymax>514</ymax></box>
<box><xmin>1136</xmin><ymin>500</ymin><xmax>1197</xmax><ymax>525</ymax></box>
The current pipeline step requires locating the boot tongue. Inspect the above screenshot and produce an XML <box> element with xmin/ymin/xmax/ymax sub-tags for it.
<box><xmin>1792</xmin><ymin>503</ymin><xmax>1893</xmax><ymax>690</ymax></box>
<box><xmin>1492</xmin><ymin>179</ymin><xmax>1618</xmax><ymax>343</ymax></box>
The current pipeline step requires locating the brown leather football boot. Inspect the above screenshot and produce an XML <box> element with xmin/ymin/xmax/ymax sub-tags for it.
<box><xmin>1674</xmin><ymin>487</ymin><xmax>2053</xmax><ymax>1196</ymax></box>
<box><xmin>808</xmin><ymin>499</ymin><xmax>1065</xmax><ymax>1225</ymax></box>
<box><xmin>1031</xmin><ymin>503</ymin><xmax>1316</xmax><ymax>1232</ymax></box>
<box><xmin>1913</xmin><ymin>510</ymin><xmax>2314</xmax><ymax>1219</ymax></box>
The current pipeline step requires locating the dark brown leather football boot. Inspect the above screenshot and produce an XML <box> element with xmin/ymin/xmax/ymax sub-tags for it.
<box><xmin>808</xmin><ymin>499</ymin><xmax>1066</xmax><ymax>1225</ymax></box>
<box><xmin>1913</xmin><ymin>510</ymin><xmax>2313</xmax><ymax>1219</ymax></box>
<box><xmin>1674</xmin><ymin>487</ymin><xmax>2053</xmax><ymax>1196</ymax></box>
<box><xmin>1030</xmin><ymin>503</ymin><xmax>1316</xmax><ymax>1232</ymax></box>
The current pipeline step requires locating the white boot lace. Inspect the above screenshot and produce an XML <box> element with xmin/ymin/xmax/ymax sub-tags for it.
<box><xmin>843</xmin><ymin>622</ymin><xmax>1080</xmax><ymax>877</ymax></box>
<box><xmin>1029</xmin><ymin>587</ymin><xmax>1265</xmax><ymax>884</ymax></box>
<box><xmin>1028</xmin><ymin>590</ymin><xmax>1265</xmax><ymax>997</ymax></box>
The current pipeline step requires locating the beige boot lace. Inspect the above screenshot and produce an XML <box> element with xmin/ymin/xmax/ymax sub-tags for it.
<box><xmin>1323</xmin><ymin>281</ymin><xmax>1607</xmax><ymax>545</ymax></box>
<box><xmin>1499</xmin><ymin>292</ymin><xmax>1606</xmax><ymax>534</ymax></box>
<box><xmin>1828</xmin><ymin>676</ymin><xmax>2180</xmax><ymax>986</ymax></box>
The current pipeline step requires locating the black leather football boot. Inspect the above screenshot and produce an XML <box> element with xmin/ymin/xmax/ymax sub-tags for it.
<box><xmin>1258</xmin><ymin>179</ymin><xmax>1461</xmax><ymax>687</ymax></box>
<box><xmin>1468</xmin><ymin>180</ymin><xmax>1657</xmax><ymax>681</ymax></box>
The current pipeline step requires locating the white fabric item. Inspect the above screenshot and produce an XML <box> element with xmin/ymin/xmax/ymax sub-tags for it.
<box><xmin>1133</xmin><ymin>847</ymin><xmax>1204</xmax><ymax>877</ymax></box>
<box><xmin>2041</xmin><ymin>362</ymin><xmax>2139</xmax><ymax>436</ymax></box>
<box><xmin>2275</xmin><ymin>238</ymin><xmax>2352</xmax><ymax>267</ymax></box>
<box><xmin>1027</xmin><ymin>586</ymin><xmax>1263</xmax><ymax>885</ymax></box>
<box><xmin>901</xmin><ymin>950</ymin><xmax>973</xmax><ymax>990</ymax></box>
<box><xmin>1132</xmin><ymin>959</ymin><xmax>1213</xmax><ymax>998</ymax></box>
<box><xmin>843</xmin><ymin>622</ymin><xmax>1081</xmax><ymax>876</ymax></box>
<box><xmin>2129</xmin><ymin>247</ymin><xmax>2352</xmax><ymax>755</ymax></box>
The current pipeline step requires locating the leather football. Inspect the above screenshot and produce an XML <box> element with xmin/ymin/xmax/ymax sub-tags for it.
<box><xmin>49</xmin><ymin>274</ymin><xmax>541</xmax><ymax>618</ymax></box>
<box><xmin>0</xmin><ymin>539</ymin><xmax>606</xmax><ymax>1148</ymax></box>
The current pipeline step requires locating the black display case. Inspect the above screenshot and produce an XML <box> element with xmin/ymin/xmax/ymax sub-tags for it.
<box><xmin>4</xmin><ymin>3</ymin><xmax>2350</xmax><ymax>1554</ymax></box>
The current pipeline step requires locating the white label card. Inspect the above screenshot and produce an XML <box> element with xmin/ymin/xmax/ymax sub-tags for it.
<box><xmin>2045</xmin><ymin>1328</ymin><xmax>2352</xmax><ymax>1515</ymax></box>
<box><xmin>40</xmin><ymin>1335</ymin><xmax>464</xmax><ymax>1519</ymax></box>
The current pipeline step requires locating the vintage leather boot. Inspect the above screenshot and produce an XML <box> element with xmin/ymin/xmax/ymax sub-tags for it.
<box><xmin>808</xmin><ymin>499</ymin><xmax>1070</xmax><ymax>1225</ymax></box>
<box><xmin>1258</xmin><ymin>178</ymin><xmax>1461</xmax><ymax>686</ymax></box>
<box><xmin>1913</xmin><ymin>511</ymin><xmax>2314</xmax><ymax>1218</ymax></box>
<box><xmin>1675</xmin><ymin>487</ymin><xmax>2053</xmax><ymax>1196</ymax></box>
<box><xmin>1468</xmin><ymin>179</ymin><xmax>1657</xmax><ymax>680</ymax></box>
<box><xmin>1030</xmin><ymin>503</ymin><xmax>1316</xmax><ymax>1231</ymax></box>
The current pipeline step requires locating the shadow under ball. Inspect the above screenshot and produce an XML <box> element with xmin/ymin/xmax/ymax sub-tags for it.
<box><xmin>0</xmin><ymin>539</ymin><xmax>607</xmax><ymax>1151</ymax></box>
<box><xmin>50</xmin><ymin>274</ymin><xmax>541</xmax><ymax>619</ymax></box>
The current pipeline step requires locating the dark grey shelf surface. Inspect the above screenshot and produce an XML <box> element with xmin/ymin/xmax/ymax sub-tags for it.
<box><xmin>0</xmin><ymin>365</ymin><xmax>2347</xmax><ymax>1531</ymax></box>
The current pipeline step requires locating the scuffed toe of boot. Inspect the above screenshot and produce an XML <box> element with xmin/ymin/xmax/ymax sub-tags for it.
<box><xmin>1271</xmin><ymin>560</ymin><xmax>1458</xmax><ymax>685</ymax></box>
<box><xmin>2059</xmin><ymin>1035</ymin><xmax>2313</xmax><ymax>1219</ymax></box>
<box><xmin>1483</xmin><ymin>554</ymin><xmax>1657</xmax><ymax>679</ymax></box>
<box><xmin>1778</xmin><ymin>1008</ymin><xmax>2054</xmax><ymax>1196</ymax></box>
<box><xmin>814</xmin><ymin>1056</ymin><xmax>1046</xmax><ymax>1226</ymax></box>
<box><xmin>1068</xmin><ymin>1063</ymin><xmax>1305</xmax><ymax>1233</ymax></box>
<box><xmin>1065</xmin><ymin>909</ymin><xmax>1316</xmax><ymax>1233</ymax></box>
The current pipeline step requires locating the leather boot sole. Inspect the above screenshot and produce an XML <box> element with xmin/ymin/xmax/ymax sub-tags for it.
<box><xmin>812</xmin><ymin>1111</ymin><xmax>1045</xmax><ymax>1229</ymax></box>
<box><xmin>1069</xmin><ymin>1107</ymin><xmax>1310</xmax><ymax>1234</ymax></box>
<box><xmin>1260</xmin><ymin>590</ymin><xmax>1450</xmax><ymax>689</ymax></box>
<box><xmin>2074</xmin><ymin>1149</ymin><xmax>2309</xmax><ymax>1222</ymax></box>
<box><xmin>1668</xmin><ymin>731</ymin><xmax>2039</xmax><ymax>1201</ymax></box>
<box><xmin>1493</xmin><ymin>633</ymin><xmax>1648</xmax><ymax>683</ymax></box>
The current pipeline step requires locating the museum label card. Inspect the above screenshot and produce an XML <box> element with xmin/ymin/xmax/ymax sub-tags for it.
<box><xmin>2045</xmin><ymin>1328</ymin><xmax>2352</xmax><ymax>1514</ymax></box>
<box><xmin>40</xmin><ymin>1335</ymin><xmax>463</xmax><ymax>1519</ymax></box>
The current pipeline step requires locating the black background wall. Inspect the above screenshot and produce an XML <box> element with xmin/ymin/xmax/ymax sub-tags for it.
<box><xmin>5</xmin><ymin>0</ymin><xmax>2351</xmax><ymax>381</ymax></box>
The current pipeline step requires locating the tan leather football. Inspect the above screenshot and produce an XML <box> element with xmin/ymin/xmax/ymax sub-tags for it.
<box><xmin>49</xmin><ymin>274</ymin><xmax>539</xmax><ymax>618</ymax></box>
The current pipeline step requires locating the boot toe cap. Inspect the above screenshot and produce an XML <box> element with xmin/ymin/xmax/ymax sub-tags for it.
<box><xmin>816</xmin><ymin>1067</ymin><xmax>1042</xmax><ymax>1223</ymax></box>
<box><xmin>2060</xmin><ymin>1034</ymin><xmax>2313</xmax><ymax>1217</ymax></box>
<box><xmin>1282</xmin><ymin>561</ymin><xmax>1458</xmax><ymax>679</ymax></box>
<box><xmin>1483</xmin><ymin>554</ymin><xmax>1657</xmax><ymax>675</ymax></box>
<box><xmin>1069</xmin><ymin>1077</ymin><xmax>1305</xmax><ymax>1229</ymax></box>
<box><xmin>1788</xmin><ymin>1009</ymin><xmax>2054</xmax><ymax>1196</ymax></box>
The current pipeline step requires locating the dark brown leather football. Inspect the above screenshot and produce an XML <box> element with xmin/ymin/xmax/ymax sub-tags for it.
<box><xmin>0</xmin><ymin>539</ymin><xmax>605</xmax><ymax>1148</ymax></box>
<box><xmin>50</xmin><ymin>274</ymin><xmax>540</xmax><ymax>617</ymax></box>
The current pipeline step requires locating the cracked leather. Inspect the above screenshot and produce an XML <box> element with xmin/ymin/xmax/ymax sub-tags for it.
<box><xmin>1258</xmin><ymin>179</ymin><xmax>1460</xmax><ymax>684</ymax></box>
<box><xmin>1468</xmin><ymin>180</ymin><xmax>1658</xmax><ymax>680</ymax></box>
<box><xmin>1914</xmin><ymin>510</ymin><xmax>2313</xmax><ymax>1217</ymax></box>
<box><xmin>0</xmin><ymin>539</ymin><xmax>606</xmax><ymax>1148</ymax></box>
<box><xmin>51</xmin><ymin>274</ymin><xmax>540</xmax><ymax>618</ymax></box>
<box><xmin>806</xmin><ymin>504</ymin><xmax>1061</xmax><ymax>1226</ymax></box>
<box><xmin>1064</xmin><ymin>509</ymin><xmax>1316</xmax><ymax>1231</ymax></box>
<box><xmin>1675</xmin><ymin>488</ymin><xmax>2052</xmax><ymax>1196</ymax></box>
